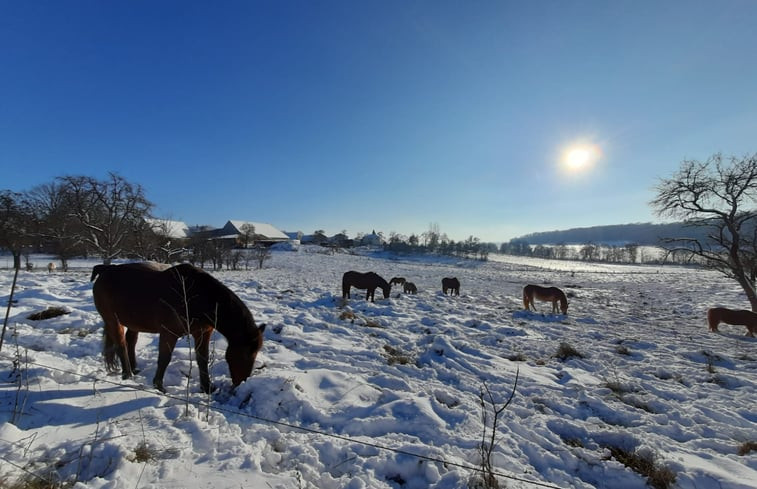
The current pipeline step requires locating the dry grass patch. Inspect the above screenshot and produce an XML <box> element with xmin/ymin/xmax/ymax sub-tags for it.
<box><xmin>553</xmin><ymin>342</ymin><xmax>584</xmax><ymax>361</ymax></box>
<box><xmin>738</xmin><ymin>441</ymin><xmax>757</xmax><ymax>456</ymax></box>
<box><xmin>0</xmin><ymin>469</ymin><xmax>69</xmax><ymax>489</ymax></box>
<box><xmin>383</xmin><ymin>345</ymin><xmax>413</xmax><ymax>366</ymax></box>
<box><xmin>27</xmin><ymin>307</ymin><xmax>69</xmax><ymax>321</ymax></box>
<box><xmin>338</xmin><ymin>310</ymin><xmax>356</xmax><ymax>321</ymax></box>
<box><xmin>606</xmin><ymin>446</ymin><xmax>676</xmax><ymax>489</ymax></box>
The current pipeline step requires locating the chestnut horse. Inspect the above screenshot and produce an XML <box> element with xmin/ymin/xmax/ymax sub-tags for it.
<box><xmin>342</xmin><ymin>271</ymin><xmax>391</xmax><ymax>302</ymax></box>
<box><xmin>707</xmin><ymin>307</ymin><xmax>757</xmax><ymax>337</ymax></box>
<box><xmin>523</xmin><ymin>284</ymin><xmax>568</xmax><ymax>315</ymax></box>
<box><xmin>91</xmin><ymin>262</ymin><xmax>265</xmax><ymax>393</ymax></box>
<box><xmin>442</xmin><ymin>277</ymin><xmax>460</xmax><ymax>296</ymax></box>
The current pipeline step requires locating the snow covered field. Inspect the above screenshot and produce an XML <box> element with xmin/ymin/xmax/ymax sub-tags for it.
<box><xmin>1</xmin><ymin>248</ymin><xmax>755</xmax><ymax>489</ymax></box>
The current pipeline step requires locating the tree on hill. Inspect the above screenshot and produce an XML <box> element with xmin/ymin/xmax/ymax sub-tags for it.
<box><xmin>651</xmin><ymin>153</ymin><xmax>757</xmax><ymax>311</ymax></box>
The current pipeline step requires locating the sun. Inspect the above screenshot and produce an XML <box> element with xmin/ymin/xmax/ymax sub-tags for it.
<box><xmin>561</xmin><ymin>143</ymin><xmax>601</xmax><ymax>173</ymax></box>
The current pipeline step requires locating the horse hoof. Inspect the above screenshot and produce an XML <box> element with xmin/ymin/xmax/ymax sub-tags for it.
<box><xmin>153</xmin><ymin>382</ymin><xmax>166</xmax><ymax>394</ymax></box>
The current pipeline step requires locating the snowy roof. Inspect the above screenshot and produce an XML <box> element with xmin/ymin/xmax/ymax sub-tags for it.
<box><xmin>144</xmin><ymin>218</ymin><xmax>190</xmax><ymax>239</ymax></box>
<box><xmin>224</xmin><ymin>220</ymin><xmax>289</xmax><ymax>241</ymax></box>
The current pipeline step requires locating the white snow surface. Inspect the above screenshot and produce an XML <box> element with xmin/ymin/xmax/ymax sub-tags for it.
<box><xmin>1</xmin><ymin>249</ymin><xmax>755</xmax><ymax>488</ymax></box>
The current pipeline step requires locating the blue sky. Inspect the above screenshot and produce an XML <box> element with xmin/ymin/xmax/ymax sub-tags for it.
<box><xmin>2</xmin><ymin>1</ymin><xmax>756</xmax><ymax>242</ymax></box>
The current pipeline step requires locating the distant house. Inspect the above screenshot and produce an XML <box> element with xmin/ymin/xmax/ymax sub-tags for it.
<box><xmin>300</xmin><ymin>230</ymin><xmax>329</xmax><ymax>245</ymax></box>
<box><xmin>218</xmin><ymin>220</ymin><xmax>289</xmax><ymax>247</ymax></box>
<box><xmin>285</xmin><ymin>231</ymin><xmax>304</xmax><ymax>242</ymax></box>
<box><xmin>144</xmin><ymin>218</ymin><xmax>190</xmax><ymax>239</ymax></box>
<box><xmin>360</xmin><ymin>230</ymin><xmax>384</xmax><ymax>247</ymax></box>
<box><xmin>329</xmin><ymin>232</ymin><xmax>353</xmax><ymax>248</ymax></box>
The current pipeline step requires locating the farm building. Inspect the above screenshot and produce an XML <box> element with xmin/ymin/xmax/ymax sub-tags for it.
<box><xmin>216</xmin><ymin>220</ymin><xmax>289</xmax><ymax>247</ymax></box>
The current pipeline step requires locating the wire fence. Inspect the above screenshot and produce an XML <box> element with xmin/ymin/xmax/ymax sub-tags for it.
<box><xmin>0</xmin><ymin>356</ymin><xmax>564</xmax><ymax>489</ymax></box>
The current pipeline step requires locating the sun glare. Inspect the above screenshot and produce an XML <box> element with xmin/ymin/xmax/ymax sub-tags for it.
<box><xmin>561</xmin><ymin>143</ymin><xmax>601</xmax><ymax>173</ymax></box>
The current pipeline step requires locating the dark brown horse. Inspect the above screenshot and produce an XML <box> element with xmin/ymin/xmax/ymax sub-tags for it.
<box><xmin>342</xmin><ymin>271</ymin><xmax>391</xmax><ymax>302</ymax></box>
<box><xmin>442</xmin><ymin>277</ymin><xmax>460</xmax><ymax>296</ymax></box>
<box><xmin>390</xmin><ymin>277</ymin><xmax>406</xmax><ymax>286</ymax></box>
<box><xmin>403</xmin><ymin>282</ymin><xmax>417</xmax><ymax>294</ymax></box>
<box><xmin>523</xmin><ymin>284</ymin><xmax>568</xmax><ymax>315</ymax></box>
<box><xmin>91</xmin><ymin>262</ymin><xmax>265</xmax><ymax>393</ymax></box>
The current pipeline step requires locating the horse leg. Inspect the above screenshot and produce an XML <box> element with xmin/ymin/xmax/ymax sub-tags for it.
<box><xmin>153</xmin><ymin>333</ymin><xmax>179</xmax><ymax>393</ymax></box>
<box><xmin>112</xmin><ymin>319</ymin><xmax>133</xmax><ymax>379</ymax></box>
<box><xmin>102</xmin><ymin>317</ymin><xmax>132</xmax><ymax>378</ymax></box>
<box><xmin>193</xmin><ymin>327</ymin><xmax>215</xmax><ymax>394</ymax></box>
<box><xmin>126</xmin><ymin>329</ymin><xmax>140</xmax><ymax>375</ymax></box>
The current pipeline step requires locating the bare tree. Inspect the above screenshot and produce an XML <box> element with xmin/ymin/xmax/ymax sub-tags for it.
<box><xmin>579</xmin><ymin>242</ymin><xmax>598</xmax><ymax>261</ymax></box>
<box><xmin>0</xmin><ymin>191</ymin><xmax>34</xmax><ymax>270</ymax></box>
<box><xmin>651</xmin><ymin>153</ymin><xmax>757</xmax><ymax>310</ymax></box>
<box><xmin>26</xmin><ymin>182</ymin><xmax>82</xmax><ymax>271</ymax></box>
<box><xmin>59</xmin><ymin>173</ymin><xmax>153</xmax><ymax>264</ymax></box>
<box><xmin>252</xmin><ymin>244</ymin><xmax>271</xmax><ymax>269</ymax></box>
<box><xmin>423</xmin><ymin>222</ymin><xmax>441</xmax><ymax>250</ymax></box>
<box><xmin>238</xmin><ymin>223</ymin><xmax>256</xmax><ymax>248</ymax></box>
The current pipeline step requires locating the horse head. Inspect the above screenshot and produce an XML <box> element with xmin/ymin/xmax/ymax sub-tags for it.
<box><xmin>226</xmin><ymin>323</ymin><xmax>266</xmax><ymax>386</ymax></box>
<box><xmin>381</xmin><ymin>284</ymin><xmax>391</xmax><ymax>299</ymax></box>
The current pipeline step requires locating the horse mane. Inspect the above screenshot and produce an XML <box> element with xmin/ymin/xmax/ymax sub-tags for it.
<box><xmin>373</xmin><ymin>273</ymin><xmax>390</xmax><ymax>289</ymax></box>
<box><xmin>90</xmin><ymin>264</ymin><xmax>107</xmax><ymax>282</ymax></box>
<box><xmin>168</xmin><ymin>264</ymin><xmax>258</xmax><ymax>340</ymax></box>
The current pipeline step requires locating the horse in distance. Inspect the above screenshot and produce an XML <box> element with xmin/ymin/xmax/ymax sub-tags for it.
<box><xmin>342</xmin><ymin>271</ymin><xmax>391</xmax><ymax>302</ymax></box>
<box><xmin>91</xmin><ymin>262</ymin><xmax>265</xmax><ymax>393</ymax></box>
<box><xmin>707</xmin><ymin>307</ymin><xmax>757</xmax><ymax>337</ymax></box>
<box><xmin>523</xmin><ymin>284</ymin><xmax>568</xmax><ymax>315</ymax></box>
<box><xmin>403</xmin><ymin>282</ymin><xmax>417</xmax><ymax>294</ymax></box>
<box><xmin>390</xmin><ymin>277</ymin><xmax>406</xmax><ymax>286</ymax></box>
<box><xmin>442</xmin><ymin>277</ymin><xmax>460</xmax><ymax>296</ymax></box>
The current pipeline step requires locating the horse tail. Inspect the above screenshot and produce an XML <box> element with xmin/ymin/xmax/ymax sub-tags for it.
<box><xmin>90</xmin><ymin>264</ymin><xmax>107</xmax><ymax>282</ymax></box>
<box><xmin>102</xmin><ymin>327</ymin><xmax>120</xmax><ymax>372</ymax></box>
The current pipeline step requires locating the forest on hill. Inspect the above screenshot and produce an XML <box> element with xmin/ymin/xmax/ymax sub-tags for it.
<box><xmin>512</xmin><ymin>222</ymin><xmax>711</xmax><ymax>246</ymax></box>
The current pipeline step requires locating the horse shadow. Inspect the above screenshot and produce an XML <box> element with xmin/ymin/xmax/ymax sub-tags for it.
<box><xmin>512</xmin><ymin>309</ymin><xmax>568</xmax><ymax>323</ymax></box>
<box><xmin>7</xmin><ymin>385</ymin><xmax>162</xmax><ymax>430</ymax></box>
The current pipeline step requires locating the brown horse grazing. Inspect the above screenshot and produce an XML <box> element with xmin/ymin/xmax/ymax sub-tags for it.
<box><xmin>342</xmin><ymin>271</ymin><xmax>391</xmax><ymax>302</ymax></box>
<box><xmin>403</xmin><ymin>282</ymin><xmax>417</xmax><ymax>294</ymax></box>
<box><xmin>91</xmin><ymin>262</ymin><xmax>265</xmax><ymax>393</ymax></box>
<box><xmin>523</xmin><ymin>284</ymin><xmax>568</xmax><ymax>315</ymax></box>
<box><xmin>707</xmin><ymin>307</ymin><xmax>757</xmax><ymax>337</ymax></box>
<box><xmin>442</xmin><ymin>277</ymin><xmax>460</xmax><ymax>296</ymax></box>
<box><xmin>390</xmin><ymin>277</ymin><xmax>406</xmax><ymax>286</ymax></box>
<box><xmin>47</xmin><ymin>262</ymin><xmax>56</xmax><ymax>273</ymax></box>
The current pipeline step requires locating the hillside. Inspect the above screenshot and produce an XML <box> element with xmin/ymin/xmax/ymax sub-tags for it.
<box><xmin>512</xmin><ymin>222</ymin><xmax>712</xmax><ymax>246</ymax></box>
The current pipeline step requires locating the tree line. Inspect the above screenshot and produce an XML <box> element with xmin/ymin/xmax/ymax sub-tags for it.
<box><xmin>1</xmin><ymin>173</ymin><xmax>155</xmax><ymax>270</ymax></box>
<box><xmin>0</xmin><ymin>173</ymin><xmax>271</xmax><ymax>271</ymax></box>
<box><xmin>382</xmin><ymin>223</ymin><xmax>496</xmax><ymax>261</ymax></box>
